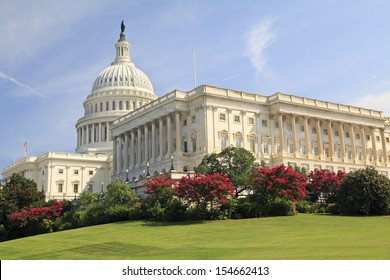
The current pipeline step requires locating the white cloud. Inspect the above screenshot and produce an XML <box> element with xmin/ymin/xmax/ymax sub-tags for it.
<box><xmin>0</xmin><ymin>70</ymin><xmax>46</xmax><ymax>98</ymax></box>
<box><xmin>353</xmin><ymin>90</ymin><xmax>390</xmax><ymax>116</ymax></box>
<box><xmin>244</xmin><ymin>18</ymin><xmax>277</xmax><ymax>75</ymax></box>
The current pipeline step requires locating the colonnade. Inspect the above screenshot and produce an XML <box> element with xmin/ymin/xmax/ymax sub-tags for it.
<box><xmin>113</xmin><ymin>112</ymin><xmax>183</xmax><ymax>174</ymax></box>
<box><xmin>275</xmin><ymin>112</ymin><xmax>389</xmax><ymax>165</ymax></box>
<box><xmin>77</xmin><ymin>122</ymin><xmax>111</xmax><ymax>147</ymax></box>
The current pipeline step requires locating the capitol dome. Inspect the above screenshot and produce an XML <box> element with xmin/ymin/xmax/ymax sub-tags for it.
<box><xmin>75</xmin><ymin>22</ymin><xmax>157</xmax><ymax>155</ymax></box>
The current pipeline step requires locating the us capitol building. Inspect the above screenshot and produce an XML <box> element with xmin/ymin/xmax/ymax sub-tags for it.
<box><xmin>3</xmin><ymin>23</ymin><xmax>390</xmax><ymax>200</ymax></box>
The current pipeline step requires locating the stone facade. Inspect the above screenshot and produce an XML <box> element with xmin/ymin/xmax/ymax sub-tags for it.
<box><xmin>112</xmin><ymin>85</ymin><xmax>390</xmax><ymax>181</ymax></box>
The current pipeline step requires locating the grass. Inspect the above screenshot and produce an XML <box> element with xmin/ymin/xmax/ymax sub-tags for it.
<box><xmin>0</xmin><ymin>214</ymin><xmax>389</xmax><ymax>260</ymax></box>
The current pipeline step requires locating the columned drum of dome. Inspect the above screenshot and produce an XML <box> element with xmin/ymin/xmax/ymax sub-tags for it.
<box><xmin>75</xmin><ymin>22</ymin><xmax>157</xmax><ymax>155</ymax></box>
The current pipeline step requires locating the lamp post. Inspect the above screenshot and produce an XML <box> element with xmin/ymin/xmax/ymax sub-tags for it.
<box><xmin>100</xmin><ymin>181</ymin><xmax>104</xmax><ymax>200</ymax></box>
<box><xmin>170</xmin><ymin>154</ymin><xmax>174</xmax><ymax>171</ymax></box>
<box><xmin>125</xmin><ymin>168</ymin><xmax>129</xmax><ymax>183</ymax></box>
<box><xmin>146</xmin><ymin>162</ymin><xmax>150</xmax><ymax>178</ymax></box>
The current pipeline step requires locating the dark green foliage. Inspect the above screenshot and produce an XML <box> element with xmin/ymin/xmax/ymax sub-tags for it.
<box><xmin>296</xmin><ymin>200</ymin><xmax>315</xmax><ymax>213</ymax></box>
<box><xmin>268</xmin><ymin>198</ymin><xmax>297</xmax><ymax>216</ymax></box>
<box><xmin>197</xmin><ymin>147</ymin><xmax>256</xmax><ymax>196</ymax></box>
<box><xmin>336</xmin><ymin>167</ymin><xmax>390</xmax><ymax>215</ymax></box>
<box><xmin>103</xmin><ymin>180</ymin><xmax>139</xmax><ymax>208</ymax></box>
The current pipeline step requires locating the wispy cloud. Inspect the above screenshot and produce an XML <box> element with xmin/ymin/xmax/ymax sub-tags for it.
<box><xmin>244</xmin><ymin>18</ymin><xmax>277</xmax><ymax>76</ymax></box>
<box><xmin>353</xmin><ymin>90</ymin><xmax>390</xmax><ymax>116</ymax></box>
<box><xmin>0</xmin><ymin>70</ymin><xmax>46</xmax><ymax>98</ymax></box>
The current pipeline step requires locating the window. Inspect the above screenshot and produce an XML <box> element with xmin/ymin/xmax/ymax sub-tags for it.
<box><xmin>288</xmin><ymin>143</ymin><xmax>293</xmax><ymax>153</ymax></box>
<box><xmin>192</xmin><ymin>116</ymin><xmax>196</xmax><ymax>123</ymax></box>
<box><xmin>42</xmin><ymin>170</ymin><xmax>44</xmax><ymax>175</ymax></box>
<box><xmin>323</xmin><ymin>129</ymin><xmax>328</xmax><ymax>135</ymax></box>
<box><xmin>89</xmin><ymin>170</ymin><xmax>93</xmax><ymax>175</ymax></box>
<box><xmin>263</xmin><ymin>141</ymin><xmax>269</xmax><ymax>154</ymax></box>
<box><xmin>58</xmin><ymin>183</ymin><xmax>63</xmax><ymax>193</ymax></box>
<box><xmin>250</xmin><ymin>139</ymin><xmax>255</xmax><ymax>153</ymax></box>
<box><xmin>301</xmin><ymin>144</ymin><xmax>306</xmax><ymax>155</ymax></box>
<box><xmin>356</xmin><ymin>133</ymin><xmax>360</xmax><ymax>140</ymax></box>
<box><xmin>335</xmin><ymin>130</ymin><xmax>339</xmax><ymax>137</ymax></box>
<box><xmin>183</xmin><ymin>140</ymin><xmax>188</xmax><ymax>153</ymax></box>
<box><xmin>119</xmin><ymin>101</ymin><xmax>123</xmax><ymax>110</ymax></box>
<box><xmin>262</xmin><ymin>120</ymin><xmax>268</xmax><ymax>127</ymax></box>
<box><xmin>275</xmin><ymin>121</ymin><xmax>279</xmax><ymax>129</ymax></box>
<box><xmin>366</xmin><ymin>135</ymin><xmax>370</xmax><ymax>141</ymax></box>
<box><xmin>235</xmin><ymin>136</ymin><xmax>242</xmax><ymax>148</ymax></box>
<box><xmin>106</xmin><ymin>101</ymin><xmax>109</xmax><ymax>111</ymax></box>
<box><xmin>74</xmin><ymin>169</ymin><xmax>79</xmax><ymax>175</ymax></box>
<box><xmin>192</xmin><ymin>137</ymin><xmax>197</xmax><ymax>152</ymax></box>
<box><xmin>313</xmin><ymin>146</ymin><xmax>318</xmax><ymax>156</ymax></box>
<box><xmin>312</xmin><ymin>127</ymin><xmax>316</xmax><ymax>134</ymax></box>
<box><xmin>100</xmin><ymin>102</ymin><xmax>103</xmax><ymax>112</ymax></box>
<box><xmin>95</xmin><ymin>103</ymin><xmax>97</xmax><ymax>113</ymax></box>
<box><xmin>73</xmin><ymin>184</ymin><xmax>79</xmax><ymax>193</ymax></box>
<box><xmin>220</xmin><ymin>134</ymin><xmax>228</xmax><ymax>149</ymax></box>
<box><xmin>376</xmin><ymin>136</ymin><xmax>380</xmax><ymax>142</ymax></box>
<box><xmin>112</xmin><ymin>101</ymin><xmax>116</xmax><ymax>110</ymax></box>
<box><xmin>300</xmin><ymin>126</ymin><xmax>305</xmax><ymax>132</ymax></box>
<box><xmin>58</xmin><ymin>168</ymin><xmax>64</xmax><ymax>174</ymax></box>
<box><xmin>219</xmin><ymin>113</ymin><xmax>226</xmax><ymax>121</ymax></box>
<box><xmin>248</xmin><ymin>117</ymin><xmax>254</xmax><ymax>125</ymax></box>
<box><xmin>386</xmin><ymin>137</ymin><xmax>389</xmax><ymax>143</ymax></box>
<box><xmin>287</xmin><ymin>124</ymin><xmax>292</xmax><ymax>130</ymax></box>
<box><xmin>234</xmin><ymin>115</ymin><xmax>240</xmax><ymax>123</ymax></box>
<box><xmin>88</xmin><ymin>184</ymin><xmax>93</xmax><ymax>192</ymax></box>
<box><xmin>126</xmin><ymin>101</ymin><xmax>129</xmax><ymax>110</ymax></box>
<box><xmin>183</xmin><ymin>119</ymin><xmax>187</xmax><ymax>126</ymax></box>
<box><xmin>345</xmin><ymin>132</ymin><xmax>350</xmax><ymax>138</ymax></box>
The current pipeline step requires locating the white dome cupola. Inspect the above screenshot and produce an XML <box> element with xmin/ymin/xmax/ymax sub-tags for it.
<box><xmin>75</xmin><ymin>21</ymin><xmax>157</xmax><ymax>155</ymax></box>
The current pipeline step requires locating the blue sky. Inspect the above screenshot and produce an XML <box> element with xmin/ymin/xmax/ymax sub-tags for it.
<box><xmin>1</xmin><ymin>0</ymin><xmax>390</xmax><ymax>177</ymax></box>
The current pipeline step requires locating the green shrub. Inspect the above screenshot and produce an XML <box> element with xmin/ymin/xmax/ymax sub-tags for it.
<box><xmin>163</xmin><ymin>200</ymin><xmax>187</xmax><ymax>222</ymax></box>
<box><xmin>336</xmin><ymin>167</ymin><xmax>390</xmax><ymax>215</ymax></box>
<box><xmin>268</xmin><ymin>199</ymin><xmax>297</xmax><ymax>216</ymax></box>
<box><xmin>326</xmin><ymin>203</ymin><xmax>339</xmax><ymax>215</ymax></box>
<box><xmin>296</xmin><ymin>200</ymin><xmax>314</xmax><ymax>213</ymax></box>
<box><xmin>232</xmin><ymin>197</ymin><xmax>259</xmax><ymax>219</ymax></box>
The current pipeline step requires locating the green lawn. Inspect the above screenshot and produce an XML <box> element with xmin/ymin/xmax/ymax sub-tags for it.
<box><xmin>0</xmin><ymin>214</ymin><xmax>389</xmax><ymax>260</ymax></box>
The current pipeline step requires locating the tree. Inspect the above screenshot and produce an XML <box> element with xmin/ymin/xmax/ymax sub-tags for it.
<box><xmin>0</xmin><ymin>174</ymin><xmax>45</xmax><ymax>223</ymax></box>
<box><xmin>176</xmin><ymin>173</ymin><xmax>235</xmax><ymax>219</ymax></box>
<box><xmin>336</xmin><ymin>167</ymin><xmax>390</xmax><ymax>215</ymax></box>
<box><xmin>103</xmin><ymin>180</ymin><xmax>139</xmax><ymax>207</ymax></box>
<box><xmin>197</xmin><ymin>147</ymin><xmax>255</xmax><ymax>196</ymax></box>
<box><xmin>307</xmin><ymin>169</ymin><xmax>345</xmax><ymax>205</ymax></box>
<box><xmin>249</xmin><ymin>164</ymin><xmax>307</xmax><ymax>215</ymax></box>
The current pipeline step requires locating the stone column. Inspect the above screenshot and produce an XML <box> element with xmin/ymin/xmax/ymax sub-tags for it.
<box><xmin>167</xmin><ymin>114</ymin><xmax>172</xmax><ymax>155</ymax></box>
<box><xmin>278</xmin><ymin>112</ymin><xmax>284</xmax><ymax>155</ymax></box>
<box><xmin>151</xmin><ymin>121</ymin><xmax>156</xmax><ymax>161</ymax></box>
<box><xmin>175</xmin><ymin>112</ymin><xmax>181</xmax><ymax>154</ymax></box>
<box><xmin>291</xmin><ymin>115</ymin><xmax>297</xmax><ymax>155</ymax></box>
<box><xmin>144</xmin><ymin>124</ymin><xmax>149</xmax><ymax>163</ymax></box>
<box><xmin>316</xmin><ymin>119</ymin><xmax>322</xmax><ymax>157</ymax></box>
<box><xmin>113</xmin><ymin>136</ymin><xmax>118</xmax><ymax>173</ymax></box>
<box><xmin>371</xmin><ymin>127</ymin><xmax>377</xmax><ymax>163</ymax></box>
<box><xmin>159</xmin><ymin>118</ymin><xmax>164</xmax><ymax>158</ymax></box>
<box><xmin>350</xmin><ymin>125</ymin><xmax>356</xmax><ymax>161</ymax></box>
<box><xmin>124</xmin><ymin>133</ymin><xmax>129</xmax><ymax>171</ymax></box>
<box><xmin>137</xmin><ymin>126</ymin><xmax>142</xmax><ymax>165</ymax></box>
<box><xmin>380</xmin><ymin>128</ymin><xmax>388</xmax><ymax>165</ymax></box>
<box><xmin>130</xmin><ymin>130</ymin><xmax>135</xmax><ymax>168</ymax></box>
<box><xmin>106</xmin><ymin>122</ymin><xmax>110</xmax><ymax>141</ymax></box>
<box><xmin>99</xmin><ymin>123</ymin><xmax>102</xmax><ymax>142</ymax></box>
<box><xmin>327</xmin><ymin>121</ymin><xmax>334</xmax><ymax>159</ymax></box>
<box><xmin>242</xmin><ymin>111</ymin><xmax>247</xmax><ymax>149</ymax></box>
<box><xmin>304</xmin><ymin>117</ymin><xmax>311</xmax><ymax>157</ymax></box>
<box><xmin>360</xmin><ymin>126</ymin><xmax>367</xmax><ymax>162</ymax></box>
<box><xmin>92</xmin><ymin>124</ymin><xmax>95</xmax><ymax>143</ymax></box>
<box><xmin>340</xmin><ymin>123</ymin><xmax>345</xmax><ymax>160</ymax></box>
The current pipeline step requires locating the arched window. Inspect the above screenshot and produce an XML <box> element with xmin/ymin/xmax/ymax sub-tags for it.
<box><xmin>112</xmin><ymin>101</ymin><xmax>116</xmax><ymax>110</ymax></box>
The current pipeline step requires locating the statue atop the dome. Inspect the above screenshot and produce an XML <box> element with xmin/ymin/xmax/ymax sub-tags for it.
<box><xmin>121</xmin><ymin>20</ymin><xmax>125</xmax><ymax>33</ymax></box>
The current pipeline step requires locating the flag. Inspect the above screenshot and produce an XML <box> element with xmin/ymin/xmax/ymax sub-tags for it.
<box><xmin>24</xmin><ymin>141</ymin><xmax>28</xmax><ymax>156</ymax></box>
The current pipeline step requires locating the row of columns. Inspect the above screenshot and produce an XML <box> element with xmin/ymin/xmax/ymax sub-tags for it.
<box><xmin>276</xmin><ymin>112</ymin><xmax>388</xmax><ymax>165</ymax></box>
<box><xmin>113</xmin><ymin>112</ymin><xmax>182</xmax><ymax>173</ymax></box>
<box><xmin>77</xmin><ymin>122</ymin><xmax>111</xmax><ymax>147</ymax></box>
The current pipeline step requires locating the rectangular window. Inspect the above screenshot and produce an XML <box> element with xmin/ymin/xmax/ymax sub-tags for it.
<box><xmin>192</xmin><ymin>138</ymin><xmax>197</xmax><ymax>152</ymax></box>
<box><xmin>74</xmin><ymin>169</ymin><xmax>79</xmax><ymax>175</ymax></box>
<box><xmin>263</xmin><ymin>141</ymin><xmax>269</xmax><ymax>154</ymax></box>
<box><xmin>300</xmin><ymin>126</ymin><xmax>305</xmax><ymax>132</ymax></box>
<box><xmin>335</xmin><ymin>130</ymin><xmax>339</xmax><ymax>137</ymax></box>
<box><xmin>345</xmin><ymin>132</ymin><xmax>350</xmax><ymax>138</ymax></box>
<box><xmin>262</xmin><ymin>120</ymin><xmax>268</xmax><ymax>127</ymax></box>
<box><xmin>275</xmin><ymin>122</ymin><xmax>279</xmax><ymax>129</ymax></box>
<box><xmin>88</xmin><ymin>184</ymin><xmax>93</xmax><ymax>192</ymax></box>
<box><xmin>73</xmin><ymin>184</ymin><xmax>79</xmax><ymax>193</ymax></box>
<box><xmin>376</xmin><ymin>136</ymin><xmax>380</xmax><ymax>142</ymax></box>
<box><xmin>183</xmin><ymin>119</ymin><xmax>187</xmax><ymax>126</ymax></box>
<box><xmin>89</xmin><ymin>170</ymin><xmax>93</xmax><ymax>175</ymax></box>
<box><xmin>366</xmin><ymin>135</ymin><xmax>370</xmax><ymax>140</ymax></box>
<box><xmin>58</xmin><ymin>183</ymin><xmax>63</xmax><ymax>193</ymax></box>
<box><xmin>248</xmin><ymin>117</ymin><xmax>254</xmax><ymax>125</ymax></box>
<box><xmin>192</xmin><ymin>116</ymin><xmax>196</xmax><ymax>123</ymax></box>
<box><xmin>58</xmin><ymin>168</ymin><xmax>64</xmax><ymax>174</ymax></box>
<box><xmin>221</xmin><ymin>134</ymin><xmax>228</xmax><ymax>149</ymax></box>
<box><xmin>323</xmin><ymin>129</ymin><xmax>328</xmax><ymax>135</ymax></box>
<box><xmin>301</xmin><ymin>144</ymin><xmax>306</xmax><ymax>155</ymax></box>
<box><xmin>235</xmin><ymin>137</ymin><xmax>242</xmax><ymax>148</ymax></box>
<box><xmin>219</xmin><ymin>113</ymin><xmax>226</xmax><ymax>121</ymax></box>
<box><xmin>386</xmin><ymin>137</ymin><xmax>389</xmax><ymax>143</ymax></box>
<box><xmin>356</xmin><ymin>133</ymin><xmax>360</xmax><ymax>140</ymax></box>
<box><xmin>234</xmin><ymin>115</ymin><xmax>240</xmax><ymax>123</ymax></box>
<box><xmin>312</xmin><ymin>127</ymin><xmax>316</xmax><ymax>134</ymax></box>
<box><xmin>250</xmin><ymin>139</ymin><xmax>255</xmax><ymax>152</ymax></box>
<box><xmin>288</xmin><ymin>143</ymin><xmax>293</xmax><ymax>153</ymax></box>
